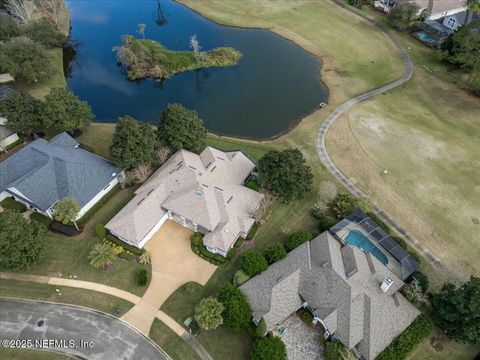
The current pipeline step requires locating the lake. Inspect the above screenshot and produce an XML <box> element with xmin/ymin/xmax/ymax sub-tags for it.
<box><xmin>66</xmin><ymin>0</ymin><xmax>328</xmax><ymax>139</ymax></box>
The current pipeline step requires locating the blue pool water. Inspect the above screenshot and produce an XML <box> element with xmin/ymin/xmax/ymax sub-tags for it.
<box><xmin>344</xmin><ymin>230</ymin><xmax>388</xmax><ymax>266</ymax></box>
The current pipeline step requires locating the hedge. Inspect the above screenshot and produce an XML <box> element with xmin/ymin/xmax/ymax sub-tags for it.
<box><xmin>377</xmin><ymin>314</ymin><xmax>432</xmax><ymax>360</ymax></box>
<box><xmin>0</xmin><ymin>197</ymin><xmax>27</xmax><ymax>212</ymax></box>
<box><xmin>246</xmin><ymin>223</ymin><xmax>259</xmax><ymax>240</ymax></box>
<box><xmin>75</xmin><ymin>183</ymin><xmax>121</xmax><ymax>226</ymax></box>
<box><xmin>30</xmin><ymin>212</ymin><xmax>53</xmax><ymax>227</ymax></box>
<box><xmin>136</xmin><ymin>268</ymin><xmax>148</xmax><ymax>286</ymax></box>
<box><xmin>191</xmin><ymin>233</ymin><xmax>227</xmax><ymax>265</ymax></box>
<box><xmin>106</xmin><ymin>233</ymin><xmax>143</xmax><ymax>256</ymax></box>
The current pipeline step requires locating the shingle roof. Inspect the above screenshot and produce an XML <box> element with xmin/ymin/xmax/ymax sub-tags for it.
<box><xmin>106</xmin><ymin>147</ymin><xmax>263</xmax><ymax>252</ymax></box>
<box><xmin>0</xmin><ymin>132</ymin><xmax>122</xmax><ymax>211</ymax></box>
<box><xmin>240</xmin><ymin>232</ymin><xmax>420</xmax><ymax>360</ymax></box>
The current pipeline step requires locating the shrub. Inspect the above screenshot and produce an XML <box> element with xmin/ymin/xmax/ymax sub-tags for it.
<box><xmin>240</xmin><ymin>250</ymin><xmax>268</xmax><ymax>277</ymax></box>
<box><xmin>333</xmin><ymin>192</ymin><xmax>357</xmax><ymax>219</ymax></box>
<box><xmin>233</xmin><ymin>270</ymin><xmax>251</xmax><ymax>287</ymax></box>
<box><xmin>284</xmin><ymin>231</ymin><xmax>313</xmax><ymax>252</ymax></box>
<box><xmin>311</xmin><ymin>198</ymin><xmax>329</xmax><ymax>219</ymax></box>
<box><xmin>185</xmin><ymin>281</ymin><xmax>198</xmax><ymax>294</ymax></box>
<box><xmin>250</xmin><ymin>335</ymin><xmax>287</xmax><ymax>360</ymax></box>
<box><xmin>218</xmin><ymin>283</ymin><xmax>252</xmax><ymax>330</ymax></box>
<box><xmin>324</xmin><ymin>340</ymin><xmax>347</xmax><ymax>360</ymax></box>
<box><xmin>138</xmin><ymin>251</ymin><xmax>152</xmax><ymax>265</ymax></box>
<box><xmin>377</xmin><ymin>314</ymin><xmax>432</xmax><ymax>360</ymax></box>
<box><xmin>318</xmin><ymin>214</ymin><xmax>337</xmax><ymax>232</ymax></box>
<box><xmin>190</xmin><ymin>232</ymin><xmax>226</xmax><ymax>265</ymax></box>
<box><xmin>246</xmin><ymin>223</ymin><xmax>259</xmax><ymax>240</ymax></box>
<box><xmin>409</xmin><ymin>271</ymin><xmax>429</xmax><ymax>294</ymax></box>
<box><xmin>0</xmin><ymin>14</ymin><xmax>21</xmax><ymax>41</ymax></box>
<box><xmin>264</xmin><ymin>243</ymin><xmax>287</xmax><ymax>264</ymax></box>
<box><xmin>299</xmin><ymin>309</ymin><xmax>313</xmax><ymax>325</ymax></box>
<box><xmin>106</xmin><ymin>233</ymin><xmax>143</xmax><ymax>256</ymax></box>
<box><xmin>194</xmin><ymin>297</ymin><xmax>224</xmax><ymax>330</ymax></box>
<box><xmin>136</xmin><ymin>268</ymin><xmax>148</xmax><ymax>286</ymax></box>
<box><xmin>256</xmin><ymin>317</ymin><xmax>267</xmax><ymax>337</ymax></box>
<box><xmin>0</xmin><ymin>198</ymin><xmax>27</xmax><ymax>212</ymax></box>
<box><xmin>24</xmin><ymin>19</ymin><xmax>67</xmax><ymax>48</ymax></box>
<box><xmin>30</xmin><ymin>212</ymin><xmax>53</xmax><ymax>227</ymax></box>
<box><xmin>95</xmin><ymin>224</ymin><xmax>106</xmax><ymax>239</ymax></box>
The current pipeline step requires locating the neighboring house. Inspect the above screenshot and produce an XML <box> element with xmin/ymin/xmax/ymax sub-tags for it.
<box><xmin>0</xmin><ymin>132</ymin><xmax>124</xmax><ymax>219</ymax></box>
<box><xmin>0</xmin><ymin>86</ymin><xmax>19</xmax><ymax>151</ymax></box>
<box><xmin>106</xmin><ymin>147</ymin><xmax>263</xmax><ymax>257</ymax></box>
<box><xmin>0</xmin><ymin>73</ymin><xmax>14</xmax><ymax>85</ymax></box>
<box><xmin>375</xmin><ymin>0</ymin><xmax>468</xmax><ymax>19</ymax></box>
<box><xmin>240</xmin><ymin>231</ymin><xmax>420</xmax><ymax>360</ymax></box>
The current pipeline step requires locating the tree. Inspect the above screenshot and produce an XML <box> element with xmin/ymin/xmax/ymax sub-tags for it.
<box><xmin>468</xmin><ymin>0</ymin><xmax>480</xmax><ymax>12</ymax></box>
<box><xmin>403</xmin><ymin>278</ymin><xmax>427</xmax><ymax>308</ymax></box>
<box><xmin>0</xmin><ymin>37</ymin><xmax>54</xmax><ymax>83</ymax></box>
<box><xmin>0</xmin><ymin>14</ymin><xmax>21</xmax><ymax>41</ymax></box>
<box><xmin>194</xmin><ymin>297</ymin><xmax>224</xmax><ymax>330</ymax></box>
<box><xmin>129</xmin><ymin>163</ymin><xmax>153</xmax><ymax>183</ymax></box>
<box><xmin>137</xmin><ymin>23</ymin><xmax>146</xmax><ymax>39</ymax></box>
<box><xmin>157</xmin><ymin>103</ymin><xmax>207</xmax><ymax>153</ymax></box>
<box><xmin>40</xmin><ymin>88</ymin><xmax>93</xmax><ymax>131</ymax></box>
<box><xmin>52</xmin><ymin>197</ymin><xmax>81</xmax><ymax>231</ymax></box>
<box><xmin>88</xmin><ymin>243</ymin><xmax>117</xmax><ymax>270</ymax></box>
<box><xmin>4</xmin><ymin>0</ymin><xmax>36</xmax><ymax>23</ymax></box>
<box><xmin>432</xmin><ymin>276</ymin><xmax>480</xmax><ymax>344</ymax></box>
<box><xmin>240</xmin><ymin>250</ymin><xmax>268</xmax><ymax>277</ymax></box>
<box><xmin>256</xmin><ymin>318</ymin><xmax>267</xmax><ymax>337</ymax></box>
<box><xmin>24</xmin><ymin>19</ymin><xmax>67</xmax><ymax>48</ymax></box>
<box><xmin>284</xmin><ymin>231</ymin><xmax>313</xmax><ymax>252</ymax></box>
<box><xmin>333</xmin><ymin>192</ymin><xmax>357</xmax><ymax>219</ymax></box>
<box><xmin>264</xmin><ymin>243</ymin><xmax>287</xmax><ymax>264</ymax></box>
<box><xmin>155</xmin><ymin>146</ymin><xmax>171</xmax><ymax>166</ymax></box>
<box><xmin>218</xmin><ymin>283</ymin><xmax>252</xmax><ymax>330</ymax></box>
<box><xmin>110</xmin><ymin>116</ymin><xmax>157</xmax><ymax>168</ymax></box>
<box><xmin>250</xmin><ymin>335</ymin><xmax>287</xmax><ymax>360</ymax></box>
<box><xmin>257</xmin><ymin>149</ymin><xmax>313</xmax><ymax>201</ymax></box>
<box><xmin>233</xmin><ymin>270</ymin><xmax>250</xmax><ymax>287</ymax></box>
<box><xmin>0</xmin><ymin>90</ymin><xmax>42</xmax><ymax>134</ymax></box>
<box><xmin>0</xmin><ymin>209</ymin><xmax>48</xmax><ymax>270</ymax></box>
<box><xmin>387</xmin><ymin>2</ymin><xmax>421</xmax><ymax>31</ymax></box>
<box><xmin>442</xmin><ymin>20</ymin><xmax>480</xmax><ymax>83</ymax></box>
<box><xmin>38</xmin><ymin>0</ymin><xmax>64</xmax><ymax>30</ymax></box>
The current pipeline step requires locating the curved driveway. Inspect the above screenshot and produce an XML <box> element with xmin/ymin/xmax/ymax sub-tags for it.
<box><xmin>317</xmin><ymin>1</ymin><xmax>442</xmax><ymax>267</ymax></box>
<box><xmin>0</xmin><ymin>298</ymin><xmax>170</xmax><ymax>360</ymax></box>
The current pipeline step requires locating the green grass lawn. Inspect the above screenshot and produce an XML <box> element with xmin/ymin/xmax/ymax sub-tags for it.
<box><xmin>198</xmin><ymin>326</ymin><xmax>253</xmax><ymax>360</ymax></box>
<box><xmin>0</xmin><ymin>348</ymin><xmax>73</xmax><ymax>360</ymax></box>
<box><xmin>149</xmin><ymin>318</ymin><xmax>201</xmax><ymax>360</ymax></box>
<box><xmin>0</xmin><ymin>279</ymin><xmax>134</xmax><ymax>316</ymax></box>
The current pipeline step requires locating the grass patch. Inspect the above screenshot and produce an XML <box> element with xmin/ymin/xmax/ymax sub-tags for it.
<box><xmin>0</xmin><ymin>348</ymin><xmax>74</xmax><ymax>360</ymax></box>
<box><xmin>0</xmin><ymin>279</ymin><xmax>134</xmax><ymax>316</ymax></box>
<box><xmin>149</xmin><ymin>318</ymin><xmax>201</xmax><ymax>360</ymax></box>
<box><xmin>0</xmin><ymin>197</ymin><xmax>27</xmax><ymax>212</ymax></box>
<box><xmin>116</xmin><ymin>35</ymin><xmax>241</xmax><ymax>81</ymax></box>
<box><xmin>76</xmin><ymin>184</ymin><xmax>121</xmax><ymax>226</ymax></box>
<box><xmin>197</xmin><ymin>325</ymin><xmax>253</xmax><ymax>360</ymax></box>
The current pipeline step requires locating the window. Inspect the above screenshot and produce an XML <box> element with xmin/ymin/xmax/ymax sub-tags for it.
<box><xmin>446</xmin><ymin>17</ymin><xmax>456</xmax><ymax>28</ymax></box>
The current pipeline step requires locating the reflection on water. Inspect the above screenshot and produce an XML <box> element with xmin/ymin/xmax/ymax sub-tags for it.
<box><xmin>65</xmin><ymin>0</ymin><xmax>328</xmax><ymax>139</ymax></box>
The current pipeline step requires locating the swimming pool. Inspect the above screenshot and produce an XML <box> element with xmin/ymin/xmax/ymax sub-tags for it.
<box><xmin>344</xmin><ymin>230</ymin><xmax>389</xmax><ymax>266</ymax></box>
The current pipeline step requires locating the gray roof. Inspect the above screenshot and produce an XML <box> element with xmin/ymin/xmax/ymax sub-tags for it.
<box><xmin>0</xmin><ymin>132</ymin><xmax>122</xmax><ymax>211</ymax></box>
<box><xmin>0</xmin><ymin>85</ymin><xmax>15</xmax><ymax>101</ymax></box>
<box><xmin>106</xmin><ymin>147</ymin><xmax>263</xmax><ymax>252</ymax></box>
<box><xmin>0</xmin><ymin>124</ymin><xmax>15</xmax><ymax>141</ymax></box>
<box><xmin>240</xmin><ymin>232</ymin><xmax>420</xmax><ymax>360</ymax></box>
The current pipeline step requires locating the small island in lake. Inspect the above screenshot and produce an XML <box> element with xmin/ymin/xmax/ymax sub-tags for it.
<box><xmin>115</xmin><ymin>35</ymin><xmax>241</xmax><ymax>81</ymax></box>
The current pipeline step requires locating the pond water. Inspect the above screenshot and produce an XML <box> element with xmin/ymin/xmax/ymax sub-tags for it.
<box><xmin>65</xmin><ymin>0</ymin><xmax>328</xmax><ymax>139</ymax></box>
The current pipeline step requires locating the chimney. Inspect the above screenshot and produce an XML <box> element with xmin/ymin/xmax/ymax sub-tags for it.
<box><xmin>380</xmin><ymin>277</ymin><xmax>394</xmax><ymax>293</ymax></box>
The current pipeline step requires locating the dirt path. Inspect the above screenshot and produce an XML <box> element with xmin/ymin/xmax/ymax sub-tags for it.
<box><xmin>317</xmin><ymin>1</ymin><xmax>443</xmax><ymax>271</ymax></box>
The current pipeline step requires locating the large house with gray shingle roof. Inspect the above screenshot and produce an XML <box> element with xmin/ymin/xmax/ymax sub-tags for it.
<box><xmin>240</xmin><ymin>232</ymin><xmax>420</xmax><ymax>360</ymax></box>
<box><xmin>106</xmin><ymin>147</ymin><xmax>263</xmax><ymax>256</ymax></box>
<box><xmin>0</xmin><ymin>132</ymin><xmax>123</xmax><ymax>219</ymax></box>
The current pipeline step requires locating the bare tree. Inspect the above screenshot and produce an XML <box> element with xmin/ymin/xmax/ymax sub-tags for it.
<box><xmin>38</xmin><ymin>0</ymin><xmax>62</xmax><ymax>29</ymax></box>
<box><xmin>131</xmin><ymin>163</ymin><xmax>153</xmax><ymax>183</ymax></box>
<box><xmin>190</xmin><ymin>34</ymin><xmax>207</xmax><ymax>63</ymax></box>
<box><xmin>155</xmin><ymin>146</ymin><xmax>171</xmax><ymax>166</ymax></box>
<box><xmin>5</xmin><ymin>0</ymin><xmax>37</xmax><ymax>23</ymax></box>
<box><xmin>403</xmin><ymin>278</ymin><xmax>427</xmax><ymax>306</ymax></box>
<box><xmin>137</xmin><ymin>23</ymin><xmax>146</xmax><ymax>39</ymax></box>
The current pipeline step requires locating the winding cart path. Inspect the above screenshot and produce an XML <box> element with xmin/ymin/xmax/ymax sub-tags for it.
<box><xmin>317</xmin><ymin>1</ymin><xmax>443</xmax><ymax>269</ymax></box>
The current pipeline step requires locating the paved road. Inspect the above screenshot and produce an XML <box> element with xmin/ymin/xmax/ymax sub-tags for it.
<box><xmin>317</xmin><ymin>1</ymin><xmax>443</xmax><ymax>268</ymax></box>
<box><xmin>0</xmin><ymin>298</ymin><xmax>171</xmax><ymax>360</ymax></box>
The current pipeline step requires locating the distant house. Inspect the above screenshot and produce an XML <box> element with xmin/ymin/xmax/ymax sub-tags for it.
<box><xmin>240</xmin><ymin>231</ymin><xmax>420</xmax><ymax>360</ymax></box>
<box><xmin>0</xmin><ymin>86</ymin><xmax>19</xmax><ymax>151</ymax></box>
<box><xmin>375</xmin><ymin>0</ymin><xmax>468</xmax><ymax>19</ymax></box>
<box><xmin>106</xmin><ymin>147</ymin><xmax>264</xmax><ymax>256</ymax></box>
<box><xmin>0</xmin><ymin>132</ymin><xmax>124</xmax><ymax>219</ymax></box>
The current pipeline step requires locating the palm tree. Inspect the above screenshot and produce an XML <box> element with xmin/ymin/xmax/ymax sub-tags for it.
<box><xmin>88</xmin><ymin>243</ymin><xmax>116</xmax><ymax>270</ymax></box>
<box><xmin>52</xmin><ymin>197</ymin><xmax>81</xmax><ymax>231</ymax></box>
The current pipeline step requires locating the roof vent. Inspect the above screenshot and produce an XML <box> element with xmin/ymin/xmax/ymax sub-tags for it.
<box><xmin>112</xmin><ymin>172</ymin><xmax>117</xmax><ymax>177</ymax></box>
<box><xmin>380</xmin><ymin>278</ymin><xmax>393</xmax><ymax>293</ymax></box>
<box><xmin>224</xmin><ymin>228</ymin><xmax>229</xmax><ymax>233</ymax></box>
<box><xmin>195</xmin><ymin>188</ymin><xmax>203</xmax><ymax>196</ymax></box>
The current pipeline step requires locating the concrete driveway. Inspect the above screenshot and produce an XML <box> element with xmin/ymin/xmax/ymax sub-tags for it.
<box><xmin>0</xmin><ymin>298</ymin><xmax>169</xmax><ymax>360</ymax></box>
<box><xmin>122</xmin><ymin>220</ymin><xmax>217</xmax><ymax>334</ymax></box>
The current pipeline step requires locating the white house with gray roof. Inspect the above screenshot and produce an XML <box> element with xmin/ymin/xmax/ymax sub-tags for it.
<box><xmin>0</xmin><ymin>132</ymin><xmax>123</xmax><ymax>219</ymax></box>
<box><xmin>240</xmin><ymin>232</ymin><xmax>420</xmax><ymax>360</ymax></box>
<box><xmin>106</xmin><ymin>147</ymin><xmax>263</xmax><ymax>256</ymax></box>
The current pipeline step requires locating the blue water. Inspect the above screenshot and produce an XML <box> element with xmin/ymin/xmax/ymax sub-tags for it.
<box><xmin>344</xmin><ymin>230</ymin><xmax>389</xmax><ymax>266</ymax></box>
<box><xmin>418</xmin><ymin>32</ymin><xmax>438</xmax><ymax>45</ymax></box>
<box><xmin>65</xmin><ymin>0</ymin><xmax>328</xmax><ymax>139</ymax></box>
